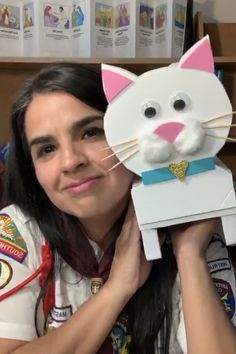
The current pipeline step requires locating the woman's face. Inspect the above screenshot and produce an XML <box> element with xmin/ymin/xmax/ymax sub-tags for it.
<box><xmin>25</xmin><ymin>91</ymin><xmax>133</xmax><ymax>224</ymax></box>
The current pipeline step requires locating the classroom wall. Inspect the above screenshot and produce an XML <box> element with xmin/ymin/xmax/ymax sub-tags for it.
<box><xmin>194</xmin><ymin>0</ymin><xmax>236</xmax><ymax>22</ymax></box>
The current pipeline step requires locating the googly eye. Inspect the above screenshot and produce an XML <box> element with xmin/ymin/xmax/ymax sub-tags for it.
<box><xmin>141</xmin><ymin>100</ymin><xmax>160</xmax><ymax>119</ymax></box>
<box><xmin>170</xmin><ymin>93</ymin><xmax>191</xmax><ymax>112</ymax></box>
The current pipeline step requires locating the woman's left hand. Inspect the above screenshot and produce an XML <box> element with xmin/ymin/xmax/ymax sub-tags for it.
<box><xmin>171</xmin><ymin>219</ymin><xmax>236</xmax><ymax>354</ymax></box>
<box><xmin>171</xmin><ymin>218</ymin><xmax>220</xmax><ymax>263</ymax></box>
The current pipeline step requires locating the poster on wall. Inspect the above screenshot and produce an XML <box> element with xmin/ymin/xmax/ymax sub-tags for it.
<box><xmin>0</xmin><ymin>1</ymin><xmax>22</xmax><ymax>56</ymax></box>
<box><xmin>0</xmin><ymin>0</ymin><xmax>187</xmax><ymax>58</ymax></box>
<box><xmin>154</xmin><ymin>0</ymin><xmax>187</xmax><ymax>58</ymax></box>
<box><xmin>72</xmin><ymin>0</ymin><xmax>89</xmax><ymax>57</ymax></box>
<box><xmin>23</xmin><ymin>0</ymin><xmax>72</xmax><ymax>57</ymax></box>
<box><xmin>113</xmin><ymin>0</ymin><xmax>136</xmax><ymax>57</ymax></box>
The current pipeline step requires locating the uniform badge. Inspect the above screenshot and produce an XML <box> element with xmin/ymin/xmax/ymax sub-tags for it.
<box><xmin>209</xmin><ymin>233</ymin><xmax>226</xmax><ymax>248</ymax></box>
<box><xmin>213</xmin><ymin>278</ymin><xmax>235</xmax><ymax>319</ymax></box>
<box><xmin>208</xmin><ymin>258</ymin><xmax>231</xmax><ymax>274</ymax></box>
<box><xmin>44</xmin><ymin>305</ymin><xmax>72</xmax><ymax>334</ymax></box>
<box><xmin>0</xmin><ymin>214</ymin><xmax>28</xmax><ymax>263</ymax></box>
<box><xmin>91</xmin><ymin>277</ymin><xmax>103</xmax><ymax>295</ymax></box>
<box><xmin>50</xmin><ymin>305</ymin><xmax>72</xmax><ymax>323</ymax></box>
<box><xmin>110</xmin><ymin>314</ymin><xmax>131</xmax><ymax>354</ymax></box>
<box><xmin>0</xmin><ymin>259</ymin><xmax>13</xmax><ymax>289</ymax></box>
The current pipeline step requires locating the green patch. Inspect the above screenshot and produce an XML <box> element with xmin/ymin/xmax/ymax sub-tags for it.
<box><xmin>0</xmin><ymin>214</ymin><xmax>28</xmax><ymax>262</ymax></box>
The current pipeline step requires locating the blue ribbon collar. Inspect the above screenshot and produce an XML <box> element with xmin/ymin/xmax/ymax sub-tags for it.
<box><xmin>141</xmin><ymin>157</ymin><xmax>215</xmax><ymax>185</ymax></box>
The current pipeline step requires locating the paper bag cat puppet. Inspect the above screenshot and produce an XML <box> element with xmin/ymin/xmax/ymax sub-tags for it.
<box><xmin>102</xmin><ymin>36</ymin><xmax>236</xmax><ymax>260</ymax></box>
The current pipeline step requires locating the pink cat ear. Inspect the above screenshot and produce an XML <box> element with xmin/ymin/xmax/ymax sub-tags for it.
<box><xmin>178</xmin><ymin>35</ymin><xmax>214</xmax><ymax>73</ymax></box>
<box><xmin>102</xmin><ymin>64</ymin><xmax>137</xmax><ymax>103</ymax></box>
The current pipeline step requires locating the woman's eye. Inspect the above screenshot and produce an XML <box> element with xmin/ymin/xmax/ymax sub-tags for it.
<box><xmin>37</xmin><ymin>145</ymin><xmax>56</xmax><ymax>157</ymax></box>
<box><xmin>82</xmin><ymin>127</ymin><xmax>104</xmax><ymax>139</ymax></box>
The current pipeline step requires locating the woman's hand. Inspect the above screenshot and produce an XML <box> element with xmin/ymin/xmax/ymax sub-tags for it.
<box><xmin>171</xmin><ymin>218</ymin><xmax>219</xmax><ymax>263</ymax></box>
<box><xmin>170</xmin><ymin>218</ymin><xmax>236</xmax><ymax>354</ymax></box>
<box><xmin>106</xmin><ymin>201</ymin><xmax>152</xmax><ymax>301</ymax></box>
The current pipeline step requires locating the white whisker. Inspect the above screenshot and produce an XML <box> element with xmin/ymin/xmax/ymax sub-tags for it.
<box><xmin>203</xmin><ymin>124</ymin><xmax>236</xmax><ymax>129</ymax></box>
<box><xmin>202</xmin><ymin>111</ymin><xmax>236</xmax><ymax>124</ymax></box>
<box><xmin>102</xmin><ymin>141</ymin><xmax>138</xmax><ymax>160</ymax></box>
<box><xmin>206</xmin><ymin>133</ymin><xmax>236</xmax><ymax>142</ymax></box>
<box><xmin>99</xmin><ymin>138</ymin><xmax>138</xmax><ymax>151</ymax></box>
<box><xmin>108</xmin><ymin>149</ymin><xmax>139</xmax><ymax>172</ymax></box>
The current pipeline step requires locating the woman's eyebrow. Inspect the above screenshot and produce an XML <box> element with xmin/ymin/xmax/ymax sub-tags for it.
<box><xmin>29</xmin><ymin>135</ymin><xmax>53</xmax><ymax>149</ymax></box>
<box><xmin>69</xmin><ymin>115</ymin><xmax>104</xmax><ymax>135</ymax></box>
<box><xmin>28</xmin><ymin>115</ymin><xmax>104</xmax><ymax>149</ymax></box>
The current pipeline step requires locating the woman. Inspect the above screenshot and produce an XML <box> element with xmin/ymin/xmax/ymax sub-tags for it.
<box><xmin>0</xmin><ymin>63</ymin><xmax>235</xmax><ymax>354</ymax></box>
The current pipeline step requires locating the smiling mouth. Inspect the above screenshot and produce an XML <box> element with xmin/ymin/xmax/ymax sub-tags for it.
<box><xmin>64</xmin><ymin>177</ymin><xmax>102</xmax><ymax>194</ymax></box>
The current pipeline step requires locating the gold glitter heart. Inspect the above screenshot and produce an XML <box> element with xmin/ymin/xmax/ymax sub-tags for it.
<box><xmin>168</xmin><ymin>160</ymin><xmax>189</xmax><ymax>181</ymax></box>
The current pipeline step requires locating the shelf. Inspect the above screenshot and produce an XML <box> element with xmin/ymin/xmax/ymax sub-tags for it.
<box><xmin>214</xmin><ymin>57</ymin><xmax>236</xmax><ymax>65</ymax></box>
<box><xmin>0</xmin><ymin>57</ymin><xmax>174</xmax><ymax>72</ymax></box>
<box><xmin>0</xmin><ymin>56</ymin><xmax>236</xmax><ymax>64</ymax></box>
<box><xmin>0</xmin><ymin>56</ymin><xmax>235</xmax><ymax>74</ymax></box>
<box><xmin>0</xmin><ymin>57</ymin><xmax>175</xmax><ymax>63</ymax></box>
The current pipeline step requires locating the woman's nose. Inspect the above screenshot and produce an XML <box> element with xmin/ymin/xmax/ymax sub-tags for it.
<box><xmin>61</xmin><ymin>143</ymin><xmax>88</xmax><ymax>173</ymax></box>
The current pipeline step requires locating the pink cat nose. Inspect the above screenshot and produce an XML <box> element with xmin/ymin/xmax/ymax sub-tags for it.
<box><xmin>154</xmin><ymin>122</ymin><xmax>185</xmax><ymax>143</ymax></box>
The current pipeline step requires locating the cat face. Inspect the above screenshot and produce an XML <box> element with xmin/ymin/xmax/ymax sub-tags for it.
<box><xmin>102</xmin><ymin>37</ymin><xmax>232</xmax><ymax>176</ymax></box>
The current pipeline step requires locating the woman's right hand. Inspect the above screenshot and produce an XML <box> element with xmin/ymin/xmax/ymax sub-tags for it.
<box><xmin>106</xmin><ymin>201</ymin><xmax>152</xmax><ymax>301</ymax></box>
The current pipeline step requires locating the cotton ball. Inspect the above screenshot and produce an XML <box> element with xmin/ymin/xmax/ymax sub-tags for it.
<box><xmin>139</xmin><ymin>135</ymin><xmax>174</xmax><ymax>163</ymax></box>
<box><xmin>175</xmin><ymin>118</ymin><xmax>205</xmax><ymax>155</ymax></box>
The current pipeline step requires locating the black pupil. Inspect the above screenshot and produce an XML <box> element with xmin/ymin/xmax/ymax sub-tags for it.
<box><xmin>144</xmin><ymin>106</ymin><xmax>156</xmax><ymax>118</ymax></box>
<box><xmin>174</xmin><ymin>99</ymin><xmax>186</xmax><ymax>111</ymax></box>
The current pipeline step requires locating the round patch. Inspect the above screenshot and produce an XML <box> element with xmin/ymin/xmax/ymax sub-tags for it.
<box><xmin>0</xmin><ymin>259</ymin><xmax>13</xmax><ymax>289</ymax></box>
<box><xmin>110</xmin><ymin>314</ymin><xmax>130</xmax><ymax>353</ymax></box>
<box><xmin>213</xmin><ymin>278</ymin><xmax>235</xmax><ymax>319</ymax></box>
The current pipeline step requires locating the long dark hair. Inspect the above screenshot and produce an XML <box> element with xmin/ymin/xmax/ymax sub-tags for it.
<box><xmin>3</xmin><ymin>63</ymin><xmax>177</xmax><ymax>354</ymax></box>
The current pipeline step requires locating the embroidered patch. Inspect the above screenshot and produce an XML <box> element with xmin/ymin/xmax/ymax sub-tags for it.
<box><xmin>110</xmin><ymin>314</ymin><xmax>131</xmax><ymax>354</ymax></box>
<box><xmin>0</xmin><ymin>259</ymin><xmax>13</xmax><ymax>289</ymax></box>
<box><xmin>44</xmin><ymin>313</ymin><xmax>57</xmax><ymax>335</ymax></box>
<box><xmin>208</xmin><ymin>258</ymin><xmax>231</xmax><ymax>274</ymax></box>
<box><xmin>209</xmin><ymin>233</ymin><xmax>226</xmax><ymax>248</ymax></box>
<box><xmin>0</xmin><ymin>214</ymin><xmax>28</xmax><ymax>263</ymax></box>
<box><xmin>50</xmin><ymin>305</ymin><xmax>72</xmax><ymax>323</ymax></box>
<box><xmin>213</xmin><ymin>278</ymin><xmax>235</xmax><ymax>319</ymax></box>
<box><xmin>44</xmin><ymin>325</ymin><xmax>57</xmax><ymax>334</ymax></box>
<box><xmin>91</xmin><ymin>277</ymin><xmax>103</xmax><ymax>295</ymax></box>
